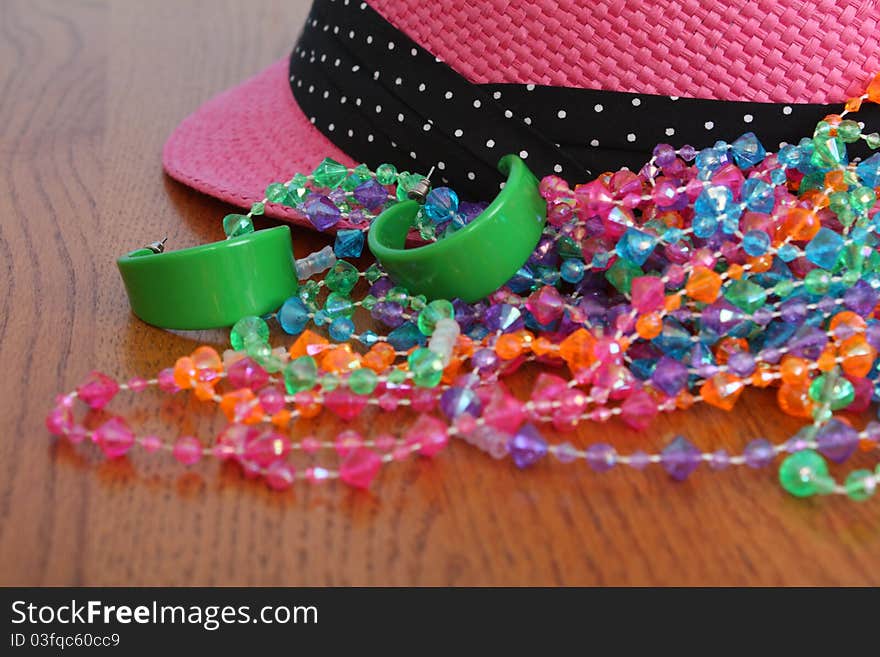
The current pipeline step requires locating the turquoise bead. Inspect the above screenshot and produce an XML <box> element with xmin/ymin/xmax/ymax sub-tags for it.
<box><xmin>278</xmin><ymin>296</ymin><xmax>310</xmax><ymax>335</ymax></box>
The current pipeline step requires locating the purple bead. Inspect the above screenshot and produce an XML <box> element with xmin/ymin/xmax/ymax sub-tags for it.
<box><xmin>439</xmin><ymin>386</ymin><xmax>481</xmax><ymax>419</ymax></box>
<box><xmin>651</xmin><ymin>356</ymin><xmax>689</xmax><ymax>396</ymax></box>
<box><xmin>743</xmin><ymin>438</ymin><xmax>775</xmax><ymax>468</ymax></box>
<box><xmin>708</xmin><ymin>449</ymin><xmax>730</xmax><ymax>470</ymax></box>
<box><xmin>751</xmin><ymin>307</ymin><xmax>773</xmax><ymax>326</ymax></box>
<box><xmin>472</xmin><ymin>348</ymin><xmax>499</xmax><ymax>373</ymax></box>
<box><xmin>866</xmin><ymin>322</ymin><xmax>880</xmax><ymax>350</ymax></box>
<box><xmin>784</xmin><ymin>434</ymin><xmax>812</xmax><ymax>453</ymax></box>
<box><xmin>369</xmin><ymin>278</ymin><xmax>393</xmax><ymax>298</ymax></box>
<box><xmin>527</xmin><ymin>237</ymin><xmax>560</xmax><ymax>268</ymax></box>
<box><xmin>371</xmin><ymin>301</ymin><xmax>405</xmax><ymax>328</ymax></box>
<box><xmin>679</xmin><ymin>144</ymin><xmax>697</xmax><ymax>161</ymax></box>
<box><xmin>696</xmin><ymin>363</ymin><xmax>719</xmax><ymax>379</ymax></box>
<box><xmin>353</xmin><ymin>178</ymin><xmax>389</xmax><ymax>210</ymax></box>
<box><xmin>554</xmin><ymin>442</ymin><xmax>579</xmax><ymax>463</ymax></box>
<box><xmin>585</xmin><ymin>443</ymin><xmax>617</xmax><ymax>472</ymax></box>
<box><xmin>304</xmin><ymin>195</ymin><xmax>342</xmax><ymax>231</ymax></box>
<box><xmin>583</xmin><ymin>215</ymin><xmax>604</xmax><ymax>236</ymax></box>
<box><xmin>483</xmin><ymin>304</ymin><xmax>524</xmax><ymax>333</ymax></box>
<box><xmin>627</xmin><ymin>450</ymin><xmax>651</xmax><ymax>470</ymax></box>
<box><xmin>843</xmin><ymin>279</ymin><xmax>878</xmax><ymax>317</ymax></box>
<box><xmin>816</xmin><ymin>296</ymin><xmax>837</xmax><ymax>314</ymax></box>
<box><xmin>787</xmin><ymin>326</ymin><xmax>828</xmax><ymax>360</ymax></box>
<box><xmin>661</xmin><ymin>436</ymin><xmax>702</xmax><ymax>481</ymax></box>
<box><xmin>779</xmin><ymin>298</ymin><xmax>807</xmax><ymax>325</ymax></box>
<box><xmin>816</xmin><ymin>419</ymin><xmax>858</xmax><ymax>463</ymax></box>
<box><xmin>508</xmin><ymin>423</ymin><xmax>548</xmax><ymax>469</ymax></box>
<box><xmin>701</xmin><ymin>300</ymin><xmax>744</xmax><ymax>334</ymax></box>
<box><xmin>653</xmin><ymin>143</ymin><xmax>677</xmax><ymax>167</ymax></box>
<box><xmin>865</xmin><ymin>421</ymin><xmax>880</xmax><ymax>442</ymax></box>
<box><xmin>727</xmin><ymin>351</ymin><xmax>756</xmax><ymax>377</ymax></box>
<box><xmin>758</xmin><ymin>347</ymin><xmax>782</xmax><ymax>364</ymax></box>
<box><xmin>453</xmin><ymin>299</ymin><xmax>479</xmax><ymax>330</ymax></box>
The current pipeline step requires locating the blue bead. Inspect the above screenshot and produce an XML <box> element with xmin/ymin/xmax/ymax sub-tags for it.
<box><xmin>560</xmin><ymin>259</ymin><xmax>585</xmax><ymax>284</ymax></box>
<box><xmin>742</xmin><ymin>178</ymin><xmax>775</xmax><ymax>213</ymax></box>
<box><xmin>328</xmin><ymin>317</ymin><xmax>355</xmax><ymax>341</ymax></box>
<box><xmin>770</xmin><ymin>168</ymin><xmax>787</xmax><ymax>185</ymax></box>
<box><xmin>424</xmin><ymin>187</ymin><xmax>459</xmax><ymax>224</ymax></box>
<box><xmin>387</xmin><ymin>322</ymin><xmax>425</xmax><ymax>350</ymax></box>
<box><xmin>778</xmin><ymin>144</ymin><xmax>801</xmax><ymax>167</ymax></box>
<box><xmin>278</xmin><ymin>297</ymin><xmax>310</xmax><ymax>335</ymax></box>
<box><xmin>804</xmin><ymin>227</ymin><xmax>844</xmax><ymax>270</ymax></box>
<box><xmin>695</xmin><ymin>185</ymin><xmax>735</xmax><ymax>217</ymax></box>
<box><xmin>358</xmin><ymin>330</ymin><xmax>378</xmax><ymax>346</ymax></box>
<box><xmin>777</xmin><ymin>243</ymin><xmax>799</xmax><ymax>262</ymax></box>
<box><xmin>663</xmin><ymin>227</ymin><xmax>684</xmax><ymax>244</ymax></box>
<box><xmin>742</xmin><ymin>230</ymin><xmax>770</xmax><ymax>256</ymax></box>
<box><xmin>616</xmin><ymin>228</ymin><xmax>656</xmax><ymax>265</ymax></box>
<box><xmin>856</xmin><ymin>153</ymin><xmax>880</xmax><ymax>188</ymax></box>
<box><xmin>694</xmin><ymin>146</ymin><xmax>730</xmax><ymax>173</ymax></box>
<box><xmin>692</xmin><ymin>214</ymin><xmax>718</xmax><ymax>238</ymax></box>
<box><xmin>333</xmin><ymin>229</ymin><xmax>365</xmax><ymax>258</ymax></box>
<box><xmin>506</xmin><ymin>265</ymin><xmax>537</xmax><ymax>293</ymax></box>
<box><xmin>730</xmin><ymin>132</ymin><xmax>767</xmax><ymax>168</ymax></box>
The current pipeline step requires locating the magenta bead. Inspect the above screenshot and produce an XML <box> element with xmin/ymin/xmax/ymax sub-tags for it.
<box><xmin>94</xmin><ymin>417</ymin><xmax>135</xmax><ymax>458</ymax></box>
<box><xmin>173</xmin><ymin>436</ymin><xmax>203</xmax><ymax>466</ymax></box>
<box><xmin>339</xmin><ymin>448</ymin><xmax>382</xmax><ymax>489</ymax></box>
<box><xmin>140</xmin><ymin>434</ymin><xmax>162</xmax><ymax>453</ymax></box>
<box><xmin>46</xmin><ymin>406</ymin><xmax>73</xmax><ymax>436</ymax></box>
<box><xmin>335</xmin><ymin>429</ymin><xmax>363</xmax><ymax>457</ymax></box>
<box><xmin>126</xmin><ymin>376</ymin><xmax>149</xmax><ymax>392</ymax></box>
<box><xmin>77</xmin><ymin>371</ymin><xmax>119</xmax><ymax>409</ymax></box>
<box><xmin>324</xmin><ymin>388</ymin><xmax>367</xmax><ymax>420</ymax></box>
<box><xmin>265</xmin><ymin>461</ymin><xmax>296</xmax><ymax>490</ymax></box>
<box><xmin>157</xmin><ymin>368</ymin><xmax>180</xmax><ymax>393</ymax></box>
<box><xmin>404</xmin><ymin>414</ymin><xmax>448</xmax><ymax>457</ymax></box>
<box><xmin>227</xmin><ymin>357</ymin><xmax>269</xmax><ymax>390</ymax></box>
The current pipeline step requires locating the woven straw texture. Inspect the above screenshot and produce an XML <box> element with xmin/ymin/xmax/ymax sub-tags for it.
<box><xmin>163</xmin><ymin>0</ymin><xmax>880</xmax><ymax>224</ymax></box>
<box><xmin>372</xmin><ymin>0</ymin><xmax>880</xmax><ymax>103</ymax></box>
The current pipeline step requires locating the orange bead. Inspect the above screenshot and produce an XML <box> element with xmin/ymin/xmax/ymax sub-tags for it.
<box><xmin>664</xmin><ymin>293</ymin><xmax>682</xmax><ymax>312</ymax></box>
<box><xmin>777</xmin><ymin>383</ymin><xmax>814</xmax><ymax>418</ymax></box>
<box><xmin>456</xmin><ymin>334</ymin><xmax>475</xmax><ymax>359</ymax></box>
<box><xmin>363</xmin><ymin>343</ymin><xmax>396</xmax><ymax>372</ymax></box>
<box><xmin>675</xmin><ymin>390</ymin><xmax>696</xmax><ymax>410</ymax></box>
<box><xmin>801</xmin><ymin>190</ymin><xmax>829</xmax><ymax>209</ymax></box>
<box><xmin>193</xmin><ymin>382</ymin><xmax>217</xmax><ymax>402</ymax></box>
<box><xmin>699</xmin><ymin>373</ymin><xmax>743</xmax><ymax>411</ymax></box>
<box><xmin>839</xmin><ymin>334</ymin><xmax>877</xmax><ymax>378</ymax></box>
<box><xmin>191</xmin><ymin>345</ymin><xmax>223</xmax><ymax>373</ymax></box>
<box><xmin>780</xmin><ymin>356</ymin><xmax>809</xmax><ymax>385</ymax></box>
<box><xmin>532</xmin><ymin>336</ymin><xmax>560</xmax><ymax>357</ymax></box>
<box><xmin>746</xmin><ymin>254</ymin><xmax>773</xmax><ymax>273</ymax></box>
<box><xmin>750</xmin><ymin>363</ymin><xmax>775</xmax><ymax>388</ymax></box>
<box><xmin>558</xmin><ymin>328</ymin><xmax>596</xmax><ymax>373</ymax></box>
<box><xmin>271</xmin><ymin>409</ymin><xmax>292</xmax><ymax>428</ymax></box>
<box><xmin>726</xmin><ymin>263</ymin><xmax>744</xmax><ymax>280</ymax></box>
<box><xmin>817</xmin><ymin>345</ymin><xmax>837</xmax><ymax>372</ymax></box>
<box><xmin>779</xmin><ymin>207</ymin><xmax>820</xmax><ymax>241</ymax></box>
<box><xmin>322</xmin><ymin>345</ymin><xmax>360</xmax><ymax>373</ymax></box>
<box><xmin>824</xmin><ymin>170</ymin><xmax>847</xmax><ymax>192</ymax></box>
<box><xmin>495</xmin><ymin>333</ymin><xmax>524</xmax><ymax>360</ymax></box>
<box><xmin>829</xmin><ymin>310</ymin><xmax>867</xmax><ymax>338</ymax></box>
<box><xmin>844</xmin><ymin>96</ymin><xmax>863</xmax><ymax>113</ymax></box>
<box><xmin>714</xmin><ymin>337</ymin><xmax>748</xmax><ymax>365</ymax></box>
<box><xmin>294</xmin><ymin>389</ymin><xmax>322</xmax><ymax>419</ymax></box>
<box><xmin>173</xmin><ymin>356</ymin><xmax>196</xmax><ymax>389</ymax></box>
<box><xmin>867</xmin><ymin>72</ymin><xmax>880</xmax><ymax>103</ymax></box>
<box><xmin>288</xmin><ymin>330</ymin><xmax>329</xmax><ymax>360</ymax></box>
<box><xmin>634</xmin><ymin>312</ymin><xmax>661</xmax><ymax>339</ymax></box>
<box><xmin>658</xmin><ymin>210</ymin><xmax>684</xmax><ymax>228</ymax></box>
<box><xmin>685</xmin><ymin>266</ymin><xmax>722</xmax><ymax>303</ymax></box>
<box><xmin>219</xmin><ymin>389</ymin><xmax>262</xmax><ymax>424</ymax></box>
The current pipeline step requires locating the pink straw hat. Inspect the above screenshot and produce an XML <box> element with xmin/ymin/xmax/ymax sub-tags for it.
<box><xmin>163</xmin><ymin>0</ymin><xmax>880</xmax><ymax>230</ymax></box>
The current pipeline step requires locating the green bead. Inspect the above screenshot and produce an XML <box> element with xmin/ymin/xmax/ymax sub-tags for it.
<box><xmin>222</xmin><ymin>214</ymin><xmax>254</xmax><ymax>238</ymax></box>
<box><xmin>418</xmin><ymin>222</ymin><xmax>437</xmax><ymax>241</ymax></box>
<box><xmin>804</xmin><ymin>268</ymin><xmax>832</xmax><ymax>295</ymax></box>
<box><xmin>247</xmin><ymin>340</ymin><xmax>272</xmax><ymax>364</ymax></box>
<box><xmin>865</xmin><ymin>132</ymin><xmax>880</xmax><ymax>149</ymax></box>
<box><xmin>844</xmin><ymin>470</ymin><xmax>876</xmax><ymax>501</ymax></box>
<box><xmin>841</xmin><ymin>244</ymin><xmax>864</xmax><ymax>273</ymax></box>
<box><xmin>387</xmin><ymin>286</ymin><xmax>409</xmax><ymax>305</ymax></box>
<box><xmin>396</xmin><ymin>172</ymin><xmax>423</xmax><ymax>201</ymax></box>
<box><xmin>321</xmin><ymin>372</ymin><xmax>339</xmax><ymax>391</ymax></box>
<box><xmin>811</xmin><ymin>136</ymin><xmax>846</xmax><ymax>168</ymax></box>
<box><xmin>285</xmin><ymin>174</ymin><xmax>309</xmax><ymax>206</ymax></box>
<box><xmin>604</xmin><ymin>259</ymin><xmax>642</xmax><ymax>294</ymax></box>
<box><xmin>409</xmin><ymin>295</ymin><xmax>427</xmax><ymax>312</ymax></box>
<box><xmin>556</xmin><ymin>236</ymin><xmax>581</xmax><ymax>260</ymax></box>
<box><xmin>773</xmin><ymin>279</ymin><xmax>795</xmax><ymax>298</ymax></box>
<box><xmin>837</xmin><ymin>119</ymin><xmax>862</xmax><ymax>143</ymax></box>
<box><xmin>265</xmin><ymin>182</ymin><xmax>288</xmax><ymax>203</ymax></box>
<box><xmin>778</xmin><ymin>449</ymin><xmax>829</xmax><ymax>498</ymax></box>
<box><xmin>850</xmin><ymin>187</ymin><xmax>877</xmax><ymax>212</ymax></box>
<box><xmin>261</xmin><ymin>354</ymin><xmax>285</xmax><ymax>374</ymax></box>
<box><xmin>348</xmin><ymin>367</ymin><xmax>378</xmax><ymax>395</ymax></box>
<box><xmin>361</xmin><ymin>294</ymin><xmax>377</xmax><ymax>310</ymax></box>
<box><xmin>813</xmin><ymin>121</ymin><xmax>832</xmax><ymax>139</ymax></box>
<box><xmin>807</xmin><ymin>373</ymin><xmax>855</xmax><ymax>409</ymax></box>
<box><xmin>230</xmin><ymin>315</ymin><xmax>269</xmax><ymax>350</ymax></box>
<box><xmin>325</xmin><ymin>260</ymin><xmax>359</xmax><ymax>294</ymax></box>
<box><xmin>724</xmin><ymin>279</ymin><xmax>765</xmax><ymax>313</ymax></box>
<box><xmin>829</xmin><ymin>191</ymin><xmax>850</xmax><ymax>213</ymax></box>
<box><xmin>250</xmin><ymin>202</ymin><xmax>265</xmax><ymax>216</ymax></box>
<box><xmin>353</xmin><ymin>163</ymin><xmax>371</xmax><ymax>179</ymax></box>
<box><xmin>841</xmin><ymin>270</ymin><xmax>860</xmax><ymax>286</ymax></box>
<box><xmin>341</xmin><ymin>173</ymin><xmax>362</xmax><ymax>191</ymax></box>
<box><xmin>324</xmin><ymin>292</ymin><xmax>354</xmax><ymax>318</ymax></box>
<box><xmin>387</xmin><ymin>368</ymin><xmax>407</xmax><ymax>384</ymax></box>
<box><xmin>298</xmin><ymin>280</ymin><xmax>320</xmax><ymax>311</ymax></box>
<box><xmin>364</xmin><ymin>263</ymin><xmax>383</xmax><ymax>283</ymax></box>
<box><xmin>407</xmin><ymin>347</ymin><xmax>443</xmax><ymax>387</ymax></box>
<box><xmin>283</xmin><ymin>356</ymin><xmax>317</xmax><ymax>393</ymax></box>
<box><xmin>417</xmin><ymin>299</ymin><xmax>454</xmax><ymax>335</ymax></box>
<box><xmin>375</xmin><ymin>163</ymin><xmax>398</xmax><ymax>185</ymax></box>
<box><xmin>312</xmin><ymin>157</ymin><xmax>348</xmax><ymax>188</ymax></box>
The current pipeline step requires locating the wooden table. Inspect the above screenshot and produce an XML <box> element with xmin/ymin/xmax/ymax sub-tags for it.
<box><xmin>1</xmin><ymin>0</ymin><xmax>877</xmax><ymax>587</ymax></box>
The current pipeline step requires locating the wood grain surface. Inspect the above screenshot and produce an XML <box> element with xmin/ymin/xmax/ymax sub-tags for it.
<box><xmin>1</xmin><ymin>0</ymin><xmax>878</xmax><ymax>587</ymax></box>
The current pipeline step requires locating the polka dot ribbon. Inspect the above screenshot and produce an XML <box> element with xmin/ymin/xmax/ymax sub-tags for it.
<box><xmin>289</xmin><ymin>0</ymin><xmax>879</xmax><ymax>196</ymax></box>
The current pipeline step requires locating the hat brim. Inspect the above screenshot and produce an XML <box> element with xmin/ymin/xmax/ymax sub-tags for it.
<box><xmin>163</xmin><ymin>58</ymin><xmax>359</xmax><ymax>229</ymax></box>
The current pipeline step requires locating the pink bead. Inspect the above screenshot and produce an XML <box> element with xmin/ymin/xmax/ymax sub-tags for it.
<box><xmin>538</xmin><ymin>175</ymin><xmax>569</xmax><ymax>201</ymax></box>
<box><xmin>844</xmin><ymin>375</ymin><xmax>872</xmax><ymax>412</ymax></box>
<box><xmin>216</xmin><ymin>424</ymin><xmax>251</xmax><ymax>459</ymax></box>
<box><xmin>374</xmin><ymin>433</ymin><xmax>396</xmax><ymax>452</ymax></box>
<box><xmin>305</xmin><ymin>466</ymin><xmax>330</xmax><ymax>484</ymax></box>
<box><xmin>620</xmin><ymin>389</ymin><xmax>658</xmax><ymax>431</ymax></box>
<box><xmin>404</xmin><ymin>414</ymin><xmax>448</xmax><ymax>457</ymax></box>
<box><xmin>212</xmin><ymin>443</ymin><xmax>237</xmax><ymax>459</ymax></box>
<box><xmin>126</xmin><ymin>376</ymin><xmax>149</xmax><ymax>392</ymax></box>
<box><xmin>173</xmin><ymin>436</ymin><xmax>203</xmax><ymax>466</ymax></box>
<box><xmin>94</xmin><ymin>417</ymin><xmax>135</xmax><ymax>458</ymax></box>
<box><xmin>227</xmin><ymin>357</ymin><xmax>269</xmax><ymax>390</ymax></box>
<box><xmin>664</xmin><ymin>263</ymin><xmax>686</xmax><ymax>286</ymax></box>
<box><xmin>265</xmin><ymin>461</ymin><xmax>296</xmax><ymax>490</ymax></box>
<box><xmin>691</xmin><ymin>247</ymin><xmax>716</xmax><ymax>269</ymax></box>
<box><xmin>68</xmin><ymin>425</ymin><xmax>88</xmax><ymax>445</ymax></box>
<box><xmin>378</xmin><ymin>392</ymin><xmax>399</xmax><ymax>411</ymax></box>
<box><xmin>410</xmin><ymin>388</ymin><xmax>437</xmax><ymax>413</ymax></box>
<box><xmin>391</xmin><ymin>445</ymin><xmax>412</xmax><ymax>461</ymax></box>
<box><xmin>324</xmin><ymin>388</ymin><xmax>367</xmax><ymax>420</ymax></box>
<box><xmin>483</xmin><ymin>391</ymin><xmax>526</xmax><ymax>434</ymax></box>
<box><xmin>140</xmin><ymin>434</ymin><xmax>162</xmax><ymax>452</ymax></box>
<box><xmin>301</xmin><ymin>435</ymin><xmax>321</xmax><ymax>454</ymax></box>
<box><xmin>45</xmin><ymin>406</ymin><xmax>73</xmax><ymax>436</ymax></box>
<box><xmin>55</xmin><ymin>394</ymin><xmax>74</xmax><ymax>408</ymax></box>
<box><xmin>157</xmin><ymin>368</ymin><xmax>180</xmax><ymax>393</ymax></box>
<box><xmin>257</xmin><ymin>387</ymin><xmax>285</xmax><ymax>414</ymax></box>
<box><xmin>453</xmin><ymin>413</ymin><xmax>477</xmax><ymax>436</ymax></box>
<box><xmin>593</xmin><ymin>338</ymin><xmax>624</xmax><ymax>365</ymax></box>
<box><xmin>630</xmin><ymin>276</ymin><xmax>665</xmax><ymax>313</ymax></box>
<box><xmin>590</xmin><ymin>407</ymin><xmax>612</xmax><ymax>422</ymax></box>
<box><xmin>335</xmin><ymin>429</ymin><xmax>363</xmax><ymax>457</ymax></box>
<box><xmin>339</xmin><ymin>448</ymin><xmax>382</xmax><ymax>489</ymax></box>
<box><xmin>651</xmin><ymin>179</ymin><xmax>679</xmax><ymax>207</ymax></box>
<box><xmin>76</xmin><ymin>371</ymin><xmax>120</xmax><ymax>409</ymax></box>
<box><xmin>243</xmin><ymin>431</ymin><xmax>290</xmax><ymax>467</ymax></box>
<box><xmin>711</xmin><ymin>163</ymin><xmax>745</xmax><ymax>198</ymax></box>
<box><xmin>526</xmin><ymin>285</ymin><xmax>565</xmax><ymax>324</ymax></box>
